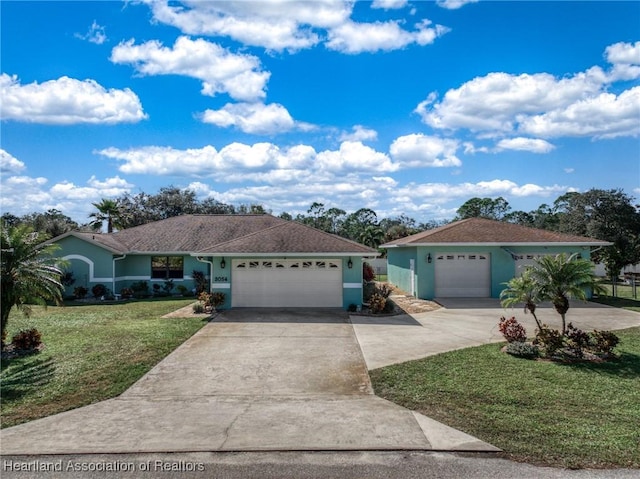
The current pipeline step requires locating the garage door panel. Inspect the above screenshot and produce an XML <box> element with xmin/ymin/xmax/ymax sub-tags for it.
<box><xmin>435</xmin><ymin>253</ymin><xmax>490</xmax><ymax>297</ymax></box>
<box><xmin>232</xmin><ymin>259</ymin><xmax>342</xmax><ymax>307</ymax></box>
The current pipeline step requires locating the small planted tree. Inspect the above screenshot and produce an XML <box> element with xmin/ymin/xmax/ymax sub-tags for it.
<box><xmin>528</xmin><ymin>253</ymin><xmax>605</xmax><ymax>334</ymax></box>
<box><xmin>1</xmin><ymin>224</ymin><xmax>64</xmax><ymax>348</ymax></box>
<box><xmin>500</xmin><ymin>270</ymin><xmax>543</xmax><ymax>330</ymax></box>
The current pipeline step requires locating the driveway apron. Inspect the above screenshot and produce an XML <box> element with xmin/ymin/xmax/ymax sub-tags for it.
<box><xmin>0</xmin><ymin>308</ymin><xmax>497</xmax><ymax>455</ymax></box>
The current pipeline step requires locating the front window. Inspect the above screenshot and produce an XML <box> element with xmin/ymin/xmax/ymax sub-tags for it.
<box><xmin>151</xmin><ymin>256</ymin><xmax>184</xmax><ymax>279</ymax></box>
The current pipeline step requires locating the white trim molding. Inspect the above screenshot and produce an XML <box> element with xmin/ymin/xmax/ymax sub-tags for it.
<box><xmin>63</xmin><ymin>254</ymin><xmax>112</xmax><ymax>283</ymax></box>
<box><xmin>343</xmin><ymin>283</ymin><xmax>362</xmax><ymax>289</ymax></box>
<box><xmin>212</xmin><ymin>283</ymin><xmax>231</xmax><ymax>289</ymax></box>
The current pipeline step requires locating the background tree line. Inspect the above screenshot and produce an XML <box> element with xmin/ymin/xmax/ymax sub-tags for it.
<box><xmin>2</xmin><ymin>186</ymin><xmax>639</xmax><ymax>277</ymax></box>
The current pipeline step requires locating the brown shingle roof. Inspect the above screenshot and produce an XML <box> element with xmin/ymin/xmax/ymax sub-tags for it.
<box><xmin>381</xmin><ymin>217</ymin><xmax>610</xmax><ymax>247</ymax></box>
<box><xmin>199</xmin><ymin>220</ymin><xmax>377</xmax><ymax>255</ymax></box>
<box><xmin>54</xmin><ymin>214</ymin><xmax>377</xmax><ymax>255</ymax></box>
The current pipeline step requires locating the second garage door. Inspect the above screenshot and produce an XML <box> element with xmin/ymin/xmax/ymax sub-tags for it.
<box><xmin>231</xmin><ymin>259</ymin><xmax>343</xmax><ymax>307</ymax></box>
<box><xmin>435</xmin><ymin>253</ymin><xmax>490</xmax><ymax>297</ymax></box>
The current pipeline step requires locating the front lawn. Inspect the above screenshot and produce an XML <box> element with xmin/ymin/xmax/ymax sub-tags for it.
<box><xmin>593</xmin><ymin>283</ymin><xmax>640</xmax><ymax>312</ymax></box>
<box><xmin>371</xmin><ymin>326</ymin><xmax>640</xmax><ymax>469</ymax></box>
<box><xmin>1</xmin><ymin>299</ymin><xmax>205</xmax><ymax>428</ymax></box>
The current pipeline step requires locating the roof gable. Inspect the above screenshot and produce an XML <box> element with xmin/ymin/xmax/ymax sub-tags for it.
<box><xmin>382</xmin><ymin>217</ymin><xmax>610</xmax><ymax>247</ymax></box>
<box><xmin>51</xmin><ymin>214</ymin><xmax>377</xmax><ymax>256</ymax></box>
<box><xmin>199</xmin><ymin>220</ymin><xmax>378</xmax><ymax>255</ymax></box>
<box><xmin>106</xmin><ymin>214</ymin><xmax>287</xmax><ymax>252</ymax></box>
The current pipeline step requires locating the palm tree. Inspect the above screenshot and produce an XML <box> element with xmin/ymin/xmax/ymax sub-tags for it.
<box><xmin>527</xmin><ymin>253</ymin><xmax>605</xmax><ymax>334</ymax></box>
<box><xmin>500</xmin><ymin>270</ymin><xmax>543</xmax><ymax>330</ymax></box>
<box><xmin>89</xmin><ymin>199</ymin><xmax>124</xmax><ymax>233</ymax></box>
<box><xmin>359</xmin><ymin>225</ymin><xmax>385</xmax><ymax>249</ymax></box>
<box><xmin>1</xmin><ymin>224</ymin><xmax>64</xmax><ymax>347</ymax></box>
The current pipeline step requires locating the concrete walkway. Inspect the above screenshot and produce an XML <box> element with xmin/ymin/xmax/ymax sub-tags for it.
<box><xmin>352</xmin><ymin>298</ymin><xmax>640</xmax><ymax>369</ymax></box>
<box><xmin>0</xmin><ymin>308</ymin><xmax>498</xmax><ymax>455</ymax></box>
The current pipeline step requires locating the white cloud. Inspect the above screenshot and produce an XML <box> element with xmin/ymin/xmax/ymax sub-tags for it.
<box><xmin>201</xmin><ymin>102</ymin><xmax>314</xmax><ymax>135</ymax></box>
<box><xmin>110</xmin><ymin>36</ymin><xmax>270</xmax><ymax>101</ymax></box>
<box><xmin>606</xmin><ymin>41</ymin><xmax>640</xmax><ymax>65</ymax></box>
<box><xmin>0</xmin><ymin>74</ymin><xmax>147</xmax><ymax>124</ymax></box>
<box><xmin>416</xmin><ymin>42</ymin><xmax>640</xmax><ymax>141</ymax></box>
<box><xmin>606</xmin><ymin>41</ymin><xmax>640</xmax><ymax>81</ymax></box>
<box><xmin>372</xmin><ymin>0</ymin><xmax>408</xmax><ymax>9</ymax></box>
<box><xmin>417</xmin><ymin>69</ymin><xmax>605</xmax><ymax>133</ymax></box>
<box><xmin>96</xmin><ymin>143</ymin><xmax>318</xmax><ymax>177</ymax></box>
<box><xmin>390</xmin><ymin>133</ymin><xmax>462</xmax><ymax>167</ymax></box>
<box><xmin>316</xmin><ymin>141</ymin><xmax>397</xmax><ymax>172</ymax></box>
<box><xmin>141</xmin><ymin>1</ymin><xmax>448</xmax><ymax>54</ymax></box>
<box><xmin>98</xmin><ymin>145</ymin><xmax>221</xmax><ymax>176</ymax></box>
<box><xmin>326</xmin><ymin>19</ymin><xmax>449</xmax><ymax>54</ymax></box>
<box><xmin>0</xmin><ymin>149</ymin><xmax>26</xmax><ymax>174</ymax></box>
<box><xmin>142</xmin><ymin>0</ymin><xmax>350</xmax><ymax>52</ymax></box>
<box><xmin>339</xmin><ymin>125</ymin><xmax>378</xmax><ymax>142</ymax></box>
<box><xmin>75</xmin><ymin>20</ymin><xmax>107</xmax><ymax>45</ymax></box>
<box><xmin>564</xmin><ymin>168</ymin><xmax>575</xmax><ymax>174</ymax></box>
<box><xmin>519</xmin><ymin>87</ymin><xmax>640</xmax><ymax>139</ymax></box>
<box><xmin>494</xmin><ymin>137</ymin><xmax>555</xmax><ymax>154</ymax></box>
<box><xmin>0</xmin><ymin>175</ymin><xmax>134</xmax><ymax>219</ymax></box>
<box><xmin>436</xmin><ymin>0</ymin><xmax>479</xmax><ymax>10</ymax></box>
<box><xmin>391</xmin><ymin>179</ymin><xmax>568</xmax><ymax>212</ymax></box>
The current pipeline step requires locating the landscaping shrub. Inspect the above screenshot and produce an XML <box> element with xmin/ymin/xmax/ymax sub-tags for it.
<box><xmin>565</xmin><ymin>323</ymin><xmax>591</xmax><ymax>359</ymax></box>
<box><xmin>73</xmin><ymin>286</ymin><xmax>88</xmax><ymax>299</ymax></box>
<box><xmin>211</xmin><ymin>292</ymin><xmax>226</xmax><ymax>309</ymax></box>
<box><xmin>369</xmin><ymin>293</ymin><xmax>387</xmax><ymax>314</ymax></box>
<box><xmin>192</xmin><ymin>270</ymin><xmax>207</xmax><ymax>294</ymax></box>
<box><xmin>363</xmin><ymin>262</ymin><xmax>375</xmax><ymax>282</ymax></box>
<box><xmin>61</xmin><ymin>270</ymin><xmax>76</xmax><ymax>287</ymax></box>
<box><xmin>363</xmin><ymin>282</ymin><xmax>376</xmax><ymax>302</ymax></box>
<box><xmin>192</xmin><ymin>302</ymin><xmax>205</xmax><ymax>314</ymax></box>
<box><xmin>91</xmin><ymin>284</ymin><xmax>107</xmax><ymax>299</ymax></box>
<box><xmin>130</xmin><ymin>281</ymin><xmax>150</xmax><ymax>298</ymax></box>
<box><xmin>162</xmin><ymin>279</ymin><xmax>174</xmax><ymax>294</ymax></box>
<box><xmin>11</xmin><ymin>328</ymin><xmax>42</xmax><ymax>351</ymax></box>
<box><xmin>590</xmin><ymin>330</ymin><xmax>620</xmax><ymax>356</ymax></box>
<box><xmin>120</xmin><ymin>287</ymin><xmax>133</xmax><ymax>299</ymax></box>
<box><xmin>347</xmin><ymin>303</ymin><xmax>358</xmax><ymax>312</ymax></box>
<box><xmin>505</xmin><ymin>341</ymin><xmax>539</xmax><ymax>359</ymax></box>
<box><xmin>498</xmin><ymin>316</ymin><xmax>527</xmax><ymax>343</ymax></box>
<box><xmin>383</xmin><ymin>298</ymin><xmax>395</xmax><ymax>314</ymax></box>
<box><xmin>176</xmin><ymin>285</ymin><xmax>189</xmax><ymax>296</ymax></box>
<box><xmin>534</xmin><ymin>325</ymin><xmax>564</xmax><ymax>357</ymax></box>
<box><xmin>374</xmin><ymin>283</ymin><xmax>393</xmax><ymax>299</ymax></box>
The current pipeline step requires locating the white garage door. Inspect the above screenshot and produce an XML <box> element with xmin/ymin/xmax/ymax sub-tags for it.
<box><xmin>231</xmin><ymin>259</ymin><xmax>342</xmax><ymax>307</ymax></box>
<box><xmin>435</xmin><ymin>253</ymin><xmax>490</xmax><ymax>297</ymax></box>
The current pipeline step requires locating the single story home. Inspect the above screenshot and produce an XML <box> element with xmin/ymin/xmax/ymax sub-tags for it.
<box><xmin>381</xmin><ymin>217</ymin><xmax>610</xmax><ymax>299</ymax></box>
<box><xmin>49</xmin><ymin>214</ymin><xmax>378</xmax><ymax>309</ymax></box>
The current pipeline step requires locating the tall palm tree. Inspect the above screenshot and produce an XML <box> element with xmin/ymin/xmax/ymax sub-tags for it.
<box><xmin>527</xmin><ymin>253</ymin><xmax>605</xmax><ymax>334</ymax></box>
<box><xmin>1</xmin><ymin>224</ymin><xmax>64</xmax><ymax>347</ymax></box>
<box><xmin>89</xmin><ymin>199</ymin><xmax>123</xmax><ymax>233</ymax></box>
<box><xmin>499</xmin><ymin>269</ymin><xmax>543</xmax><ymax>330</ymax></box>
<box><xmin>359</xmin><ymin>225</ymin><xmax>385</xmax><ymax>249</ymax></box>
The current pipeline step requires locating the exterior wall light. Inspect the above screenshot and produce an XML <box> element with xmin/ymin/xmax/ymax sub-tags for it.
<box><xmin>347</xmin><ymin>258</ymin><xmax>353</xmax><ymax>269</ymax></box>
<box><xmin>220</xmin><ymin>258</ymin><xmax>226</xmax><ymax>269</ymax></box>
<box><xmin>427</xmin><ymin>253</ymin><xmax>432</xmax><ymax>264</ymax></box>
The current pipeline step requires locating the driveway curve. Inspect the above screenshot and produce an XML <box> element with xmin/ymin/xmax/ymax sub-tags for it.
<box><xmin>0</xmin><ymin>308</ymin><xmax>497</xmax><ymax>455</ymax></box>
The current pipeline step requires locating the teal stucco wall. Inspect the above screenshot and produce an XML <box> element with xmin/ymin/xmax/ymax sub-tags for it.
<box><xmin>387</xmin><ymin>245</ymin><xmax>593</xmax><ymax>300</ymax></box>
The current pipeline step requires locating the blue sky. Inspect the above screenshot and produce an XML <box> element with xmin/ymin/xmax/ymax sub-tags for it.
<box><xmin>1</xmin><ymin>0</ymin><xmax>639</xmax><ymax>224</ymax></box>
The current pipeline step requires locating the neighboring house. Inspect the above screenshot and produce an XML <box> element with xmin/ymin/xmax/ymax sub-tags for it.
<box><xmin>49</xmin><ymin>214</ymin><xmax>378</xmax><ymax>309</ymax></box>
<box><xmin>382</xmin><ymin>217</ymin><xmax>610</xmax><ymax>299</ymax></box>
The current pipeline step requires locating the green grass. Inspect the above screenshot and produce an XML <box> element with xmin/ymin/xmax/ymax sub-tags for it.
<box><xmin>371</xmin><ymin>327</ymin><xmax>640</xmax><ymax>469</ymax></box>
<box><xmin>1</xmin><ymin>299</ymin><xmax>205</xmax><ymax>428</ymax></box>
<box><xmin>592</xmin><ymin>283</ymin><xmax>640</xmax><ymax>312</ymax></box>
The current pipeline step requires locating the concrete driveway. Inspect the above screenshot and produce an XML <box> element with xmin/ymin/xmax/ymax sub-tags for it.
<box><xmin>352</xmin><ymin>298</ymin><xmax>640</xmax><ymax>369</ymax></box>
<box><xmin>0</xmin><ymin>308</ymin><xmax>497</xmax><ymax>455</ymax></box>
